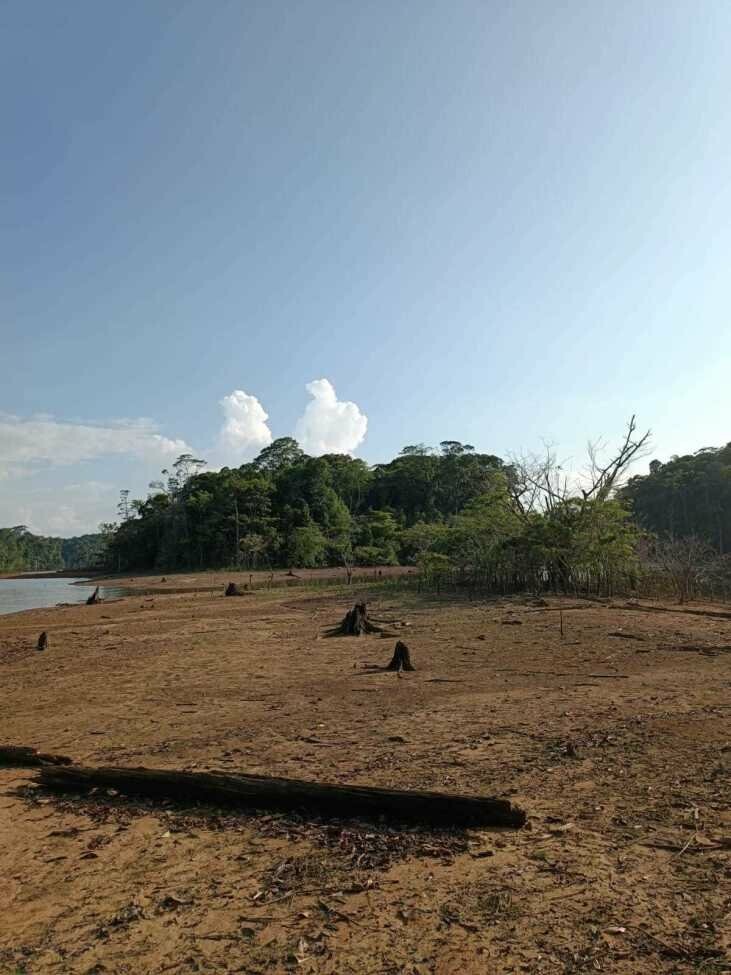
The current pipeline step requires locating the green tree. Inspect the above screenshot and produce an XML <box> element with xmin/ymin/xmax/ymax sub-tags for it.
<box><xmin>286</xmin><ymin>524</ymin><xmax>327</xmax><ymax>567</ymax></box>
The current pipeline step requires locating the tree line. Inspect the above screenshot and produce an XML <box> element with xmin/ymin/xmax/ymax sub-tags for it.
<box><xmin>108</xmin><ymin>418</ymin><xmax>698</xmax><ymax>597</ymax></box>
<box><xmin>0</xmin><ymin>527</ymin><xmax>108</xmax><ymax>574</ymax></box>
<box><xmin>619</xmin><ymin>443</ymin><xmax>731</xmax><ymax>554</ymax></box>
<box><xmin>6</xmin><ymin>423</ymin><xmax>730</xmax><ymax>601</ymax></box>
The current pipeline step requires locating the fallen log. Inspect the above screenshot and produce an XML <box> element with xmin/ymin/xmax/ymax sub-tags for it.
<box><xmin>0</xmin><ymin>745</ymin><xmax>73</xmax><ymax>768</ymax></box>
<box><xmin>38</xmin><ymin>763</ymin><xmax>526</xmax><ymax>828</ymax></box>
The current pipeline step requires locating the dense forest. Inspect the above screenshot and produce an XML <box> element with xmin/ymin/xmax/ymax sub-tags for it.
<box><xmin>0</xmin><ymin>527</ymin><xmax>64</xmax><ymax>573</ymax></box>
<box><xmin>60</xmin><ymin>534</ymin><xmax>111</xmax><ymax>570</ymax></box>
<box><xmin>0</xmin><ymin>527</ymin><xmax>107</xmax><ymax>574</ymax></box>
<box><xmin>619</xmin><ymin>443</ymin><xmax>731</xmax><ymax>554</ymax></box>
<box><xmin>5</xmin><ymin>426</ymin><xmax>730</xmax><ymax>600</ymax></box>
<box><xmin>109</xmin><ymin>419</ymin><xmax>703</xmax><ymax>596</ymax></box>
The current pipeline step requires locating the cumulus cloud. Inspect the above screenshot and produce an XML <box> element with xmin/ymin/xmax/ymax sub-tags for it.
<box><xmin>0</xmin><ymin>413</ymin><xmax>191</xmax><ymax>479</ymax></box>
<box><xmin>217</xmin><ymin>390</ymin><xmax>272</xmax><ymax>462</ymax></box>
<box><xmin>294</xmin><ymin>379</ymin><xmax>367</xmax><ymax>456</ymax></box>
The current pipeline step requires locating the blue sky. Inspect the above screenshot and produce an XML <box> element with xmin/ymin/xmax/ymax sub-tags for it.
<box><xmin>3</xmin><ymin>0</ymin><xmax>731</xmax><ymax>534</ymax></box>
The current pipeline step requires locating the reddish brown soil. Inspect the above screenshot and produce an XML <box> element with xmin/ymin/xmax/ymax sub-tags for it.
<box><xmin>1</xmin><ymin>577</ymin><xmax>729</xmax><ymax>973</ymax></box>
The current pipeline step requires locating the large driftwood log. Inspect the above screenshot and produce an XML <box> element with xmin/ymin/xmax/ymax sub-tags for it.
<box><xmin>38</xmin><ymin>763</ymin><xmax>526</xmax><ymax>828</ymax></box>
<box><xmin>0</xmin><ymin>745</ymin><xmax>72</xmax><ymax>768</ymax></box>
<box><xmin>86</xmin><ymin>586</ymin><xmax>101</xmax><ymax>605</ymax></box>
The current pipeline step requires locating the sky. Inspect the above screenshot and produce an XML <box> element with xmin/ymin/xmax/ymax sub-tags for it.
<box><xmin>2</xmin><ymin>0</ymin><xmax>731</xmax><ymax>535</ymax></box>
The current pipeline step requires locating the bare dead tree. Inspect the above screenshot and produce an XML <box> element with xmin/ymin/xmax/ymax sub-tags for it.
<box><xmin>645</xmin><ymin>536</ymin><xmax>719</xmax><ymax>604</ymax></box>
<box><xmin>341</xmin><ymin>546</ymin><xmax>354</xmax><ymax>585</ymax></box>
<box><xmin>583</xmin><ymin>415</ymin><xmax>651</xmax><ymax>504</ymax></box>
<box><xmin>509</xmin><ymin>442</ymin><xmax>571</xmax><ymax>517</ymax></box>
<box><xmin>510</xmin><ymin>417</ymin><xmax>651</xmax><ymax>516</ymax></box>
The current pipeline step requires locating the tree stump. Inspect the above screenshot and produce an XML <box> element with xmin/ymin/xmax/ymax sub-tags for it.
<box><xmin>386</xmin><ymin>641</ymin><xmax>415</xmax><ymax>672</ymax></box>
<box><xmin>37</xmin><ymin>631</ymin><xmax>48</xmax><ymax>652</ymax></box>
<box><xmin>86</xmin><ymin>586</ymin><xmax>101</xmax><ymax>605</ymax></box>
<box><xmin>225</xmin><ymin>582</ymin><xmax>246</xmax><ymax>596</ymax></box>
<box><xmin>330</xmin><ymin>602</ymin><xmax>383</xmax><ymax>636</ymax></box>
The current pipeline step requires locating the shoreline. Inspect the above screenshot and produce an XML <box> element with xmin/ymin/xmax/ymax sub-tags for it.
<box><xmin>1</xmin><ymin>576</ymin><xmax>729</xmax><ymax>972</ymax></box>
<box><xmin>0</xmin><ymin>569</ymin><xmax>99</xmax><ymax>581</ymax></box>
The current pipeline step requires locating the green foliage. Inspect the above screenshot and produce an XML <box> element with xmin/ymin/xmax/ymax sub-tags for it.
<box><xmin>353</xmin><ymin>510</ymin><xmax>400</xmax><ymax>564</ymax></box>
<box><xmin>620</xmin><ymin>444</ymin><xmax>731</xmax><ymax>553</ymax></box>
<box><xmin>286</xmin><ymin>524</ymin><xmax>328</xmax><ymax>567</ymax></box>
<box><xmin>0</xmin><ymin>526</ymin><xmax>63</xmax><ymax>572</ymax></box>
<box><xmin>0</xmin><ymin>526</ymin><xmax>108</xmax><ymax>573</ymax></box>
<box><xmin>60</xmin><ymin>533</ymin><xmax>109</xmax><ymax>569</ymax></box>
<box><xmin>398</xmin><ymin>521</ymin><xmax>450</xmax><ymax>562</ymax></box>
<box><xmin>101</xmin><ymin>432</ymin><xmax>650</xmax><ymax>589</ymax></box>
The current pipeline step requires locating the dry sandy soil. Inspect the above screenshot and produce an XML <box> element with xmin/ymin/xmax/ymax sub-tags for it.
<box><xmin>1</xmin><ymin>571</ymin><xmax>730</xmax><ymax>974</ymax></box>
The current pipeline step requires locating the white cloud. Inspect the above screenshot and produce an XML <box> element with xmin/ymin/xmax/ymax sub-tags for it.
<box><xmin>216</xmin><ymin>390</ymin><xmax>273</xmax><ymax>463</ymax></box>
<box><xmin>2</xmin><ymin>481</ymin><xmax>118</xmax><ymax>536</ymax></box>
<box><xmin>0</xmin><ymin>413</ymin><xmax>191</xmax><ymax>479</ymax></box>
<box><xmin>294</xmin><ymin>379</ymin><xmax>367</xmax><ymax>456</ymax></box>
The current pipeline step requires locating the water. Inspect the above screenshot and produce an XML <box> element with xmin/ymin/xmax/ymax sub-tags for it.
<box><xmin>0</xmin><ymin>577</ymin><xmax>124</xmax><ymax>616</ymax></box>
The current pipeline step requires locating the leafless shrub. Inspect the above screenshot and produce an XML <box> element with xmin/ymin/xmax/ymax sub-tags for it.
<box><xmin>643</xmin><ymin>535</ymin><xmax>723</xmax><ymax>603</ymax></box>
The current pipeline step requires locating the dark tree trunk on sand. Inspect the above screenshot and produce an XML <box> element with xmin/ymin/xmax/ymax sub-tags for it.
<box><xmin>38</xmin><ymin>763</ymin><xmax>526</xmax><ymax>828</ymax></box>
<box><xmin>386</xmin><ymin>641</ymin><xmax>415</xmax><ymax>672</ymax></box>
<box><xmin>225</xmin><ymin>582</ymin><xmax>246</xmax><ymax>596</ymax></box>
<box><xmin>86</xmin><ymin>586</ymin><xmax>101</xmax><ymax>605</ymax></box>
<box><xmin>330</xmin><ymin>602</ymin><xmax>382</xmax><ymax>636</ymax></box>
<box><xmin>37</xmin><ymin>631</ymin><xmax>48</xmax><ymax>652</ymax></box>
<box><xmin>0</xmin><ymin>745</ymin><xmax>72</xmax><ymax>768</ymax></box>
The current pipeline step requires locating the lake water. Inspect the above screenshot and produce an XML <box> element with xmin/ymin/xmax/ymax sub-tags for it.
<box><xmin>0</xmin><ymin>577</ymin><xmax>124</xmax><ymax>616</ymax></box>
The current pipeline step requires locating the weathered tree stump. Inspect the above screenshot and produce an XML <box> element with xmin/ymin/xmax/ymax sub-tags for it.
<box><xmin>37</xmin><ymin>631</ymin><xmax>48</xmax><ymax>652</ymax></box>
<box><xmin>386</xmin><ymin>641</ymin><xmax>415</xmax><ymax>672</ymax></box>
<box><xmin>330</xmin><ymin>602</ymin><xmax>382</xmax><ymax>636</ymax></box>
<box><xmin>86</xmin><ymin>586</ymin><xmax>101</xmax><ymax>605</ymax></box>
<box><xmin>225</xmin><ymin>582</ymin><xmax>246</xmax><ymax>596</ymax></box>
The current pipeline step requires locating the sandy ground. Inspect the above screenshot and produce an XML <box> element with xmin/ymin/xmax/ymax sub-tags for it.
<box><xmin>1</xmin><ymin>573</ymin><xmax>730</xmax><ymax>974</ymax></box>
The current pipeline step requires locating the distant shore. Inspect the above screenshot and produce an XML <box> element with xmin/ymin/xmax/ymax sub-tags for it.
<box><xmin>84</xmin><ymin>565</ymin><xmax>414</xmax><ymax>590</ymax></box>
<box><xmin>0</xmin><ymin>569</ymin><xmax>102</xmax><ymax>581</ymax></box>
